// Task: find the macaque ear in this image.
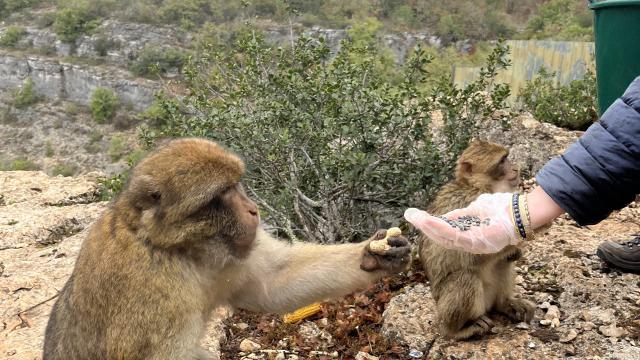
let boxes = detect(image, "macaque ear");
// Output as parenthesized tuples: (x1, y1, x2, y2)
(127, 174, 161, 210)
(459, 161, 473, 175)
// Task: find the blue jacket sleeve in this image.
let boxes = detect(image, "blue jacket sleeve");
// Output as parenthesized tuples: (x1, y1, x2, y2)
(536, 76, 640, 225)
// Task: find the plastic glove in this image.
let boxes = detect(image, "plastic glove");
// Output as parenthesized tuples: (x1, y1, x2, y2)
(404, 192, 520, 254)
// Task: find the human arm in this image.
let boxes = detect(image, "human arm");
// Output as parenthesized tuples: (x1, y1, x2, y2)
(228, 228, 411, 314)
(405, 75, 640, 254)
(404, 186, 564, 254)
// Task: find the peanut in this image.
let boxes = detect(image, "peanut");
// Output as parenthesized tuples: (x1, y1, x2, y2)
(369, 227, 402, 254)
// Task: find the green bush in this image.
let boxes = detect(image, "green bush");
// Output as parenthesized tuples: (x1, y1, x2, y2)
(52, 163, 78, 177)
(0, 0, 41, 16)
(98, 147, 145, 200)
(45, 140, 55, 157)
(517, 68, 597, 130)
(84, 130, 103, 153)
(108, 135, 126, 162)
(139, 30, 511, 243)
(93, 34, 119, 57)
(53, 6, 98, 43)
(136, 103, 171, 128)
(12, 78, 41, 109)
(9, 158, 40, 171)
(0, 26, 27, 48)
(521, 0, 593, 41)
(129, 46, 188, 77)
(90, 87, 119, 124)
(36, 11, 56, 28)
(98, 173, 126, 200)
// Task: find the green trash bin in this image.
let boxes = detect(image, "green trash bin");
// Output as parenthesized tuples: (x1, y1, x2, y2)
(589, 0, 640, 115)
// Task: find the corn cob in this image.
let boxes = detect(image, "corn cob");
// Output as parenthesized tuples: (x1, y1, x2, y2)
(369, 227, 402, 254)
(283, 302, 322, 324)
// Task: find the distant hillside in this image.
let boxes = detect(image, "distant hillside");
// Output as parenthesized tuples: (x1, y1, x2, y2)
(1, 1, 593, 44)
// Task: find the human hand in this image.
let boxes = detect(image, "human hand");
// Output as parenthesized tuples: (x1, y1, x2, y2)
(404, 193, 520, 254)
(361, 229, 411, 272)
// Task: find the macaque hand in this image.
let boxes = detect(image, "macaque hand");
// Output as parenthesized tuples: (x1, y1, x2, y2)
(360, 228, 411, 273)
(404, 193, 520, 254)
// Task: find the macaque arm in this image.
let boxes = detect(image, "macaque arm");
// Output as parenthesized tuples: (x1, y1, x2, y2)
(227, 229, 382, 314)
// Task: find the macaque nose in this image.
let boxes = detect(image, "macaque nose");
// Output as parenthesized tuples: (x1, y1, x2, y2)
(247, 202, 259, 217)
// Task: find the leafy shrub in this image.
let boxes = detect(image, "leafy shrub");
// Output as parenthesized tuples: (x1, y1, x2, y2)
(84, 130, 103, 153)
(0, 0, 41, 16)
(93, 34, 119, 57)
(129, 46, 187, 77)
(0, 26, 27, 48)
(36, 11, 56, 28)
(9, 158, 40, 171)
(136, 103, 171, 128)
(139, 30, 511, 243)
(45, 140, 54, 157)
(52, 163, 78, 177)
(12, 78, 41, 109)
(157, 0, 211, 29)
(53, 6, 98, 43)
(517, 68, 597, 130)
(90, 87, 119, 124)
(108, 135, 126, 161)
(521, 0, 593, 41)
(97, 148, 145, 200)
(98, 173, 126, 200)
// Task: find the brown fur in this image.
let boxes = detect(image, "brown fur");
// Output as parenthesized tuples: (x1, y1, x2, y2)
(419, 140, 535, 340)
(43, 138, 410, 360)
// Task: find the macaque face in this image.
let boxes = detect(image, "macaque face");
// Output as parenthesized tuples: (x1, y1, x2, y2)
(218, 183, 260, 257)
(492, 155, 520, 193)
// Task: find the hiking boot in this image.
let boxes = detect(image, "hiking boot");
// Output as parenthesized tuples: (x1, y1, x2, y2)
(596, 235, 640, 273)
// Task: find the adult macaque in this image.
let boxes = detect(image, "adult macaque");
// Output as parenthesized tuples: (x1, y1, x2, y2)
(43, 138, 411, 359)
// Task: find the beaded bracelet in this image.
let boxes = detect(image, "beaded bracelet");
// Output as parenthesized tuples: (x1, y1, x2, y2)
(511, 193, 527, 240)
(510, 194, 535, 241)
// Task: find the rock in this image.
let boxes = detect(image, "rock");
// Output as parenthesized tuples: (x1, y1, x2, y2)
(298, 321, 333, 345)
(0, 52, 158, 111)
(309, 351, 338, 357)
(545, 305, 560, 320)
(594, 308, 616, 325)
(381, 284, 437, 352)
(539, 301, 551, 310)
(559, 329, 578, 343)
(565, 345, 576, 356)
(409, 349, 424, 358)
(540, 319, 553, 326)
(582, 322, 596, 331)
(235, 322, 250, 331)
(355, 352, 379, 360)
(476, 112, 581, 177)
(516, 322, 531, 330)
(274, 353, 286, 360)
(599, 324, 628, 338)
(528, 341, 537, 349)
(317, 317, 329, 327)
(581, 309, 592, 322)
(239, 339, 262, 352)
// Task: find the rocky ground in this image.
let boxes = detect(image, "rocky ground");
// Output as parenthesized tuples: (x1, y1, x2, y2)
(1, 168, 639, 360)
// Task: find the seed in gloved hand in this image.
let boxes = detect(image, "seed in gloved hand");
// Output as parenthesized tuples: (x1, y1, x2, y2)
(439, 216, 491, 231)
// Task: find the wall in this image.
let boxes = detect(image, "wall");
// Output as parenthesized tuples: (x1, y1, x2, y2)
(453, 40, 595, 101)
